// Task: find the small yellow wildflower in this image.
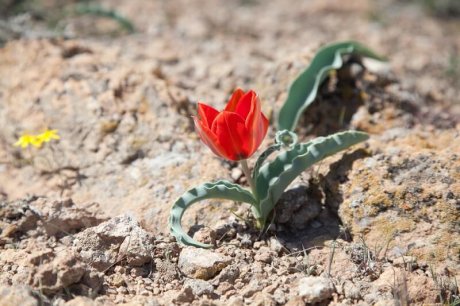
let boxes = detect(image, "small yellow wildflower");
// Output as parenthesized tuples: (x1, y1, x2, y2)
(14, 134, 43, 148)
(37, 129, 60, 143)
(14, 129, 60, 149)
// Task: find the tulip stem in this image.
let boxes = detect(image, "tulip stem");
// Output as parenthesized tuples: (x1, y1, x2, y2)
(240, 159, 256, 195)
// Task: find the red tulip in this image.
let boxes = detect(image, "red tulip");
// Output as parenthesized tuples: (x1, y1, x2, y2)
(194, 89, 269, 161)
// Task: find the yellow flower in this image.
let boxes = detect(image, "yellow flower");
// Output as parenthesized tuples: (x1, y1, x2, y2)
(37, 129, 60, 143)
(13, 129, 60, 149)
(14, 134, 43, 148)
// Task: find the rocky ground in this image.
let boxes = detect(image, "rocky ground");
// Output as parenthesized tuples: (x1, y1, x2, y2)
(0, 0, 459, 305)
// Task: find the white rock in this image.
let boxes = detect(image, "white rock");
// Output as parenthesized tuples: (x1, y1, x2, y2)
(184, 279, 214, 297)
(297, 276, 335, 303)
(179, 247, 232, 280)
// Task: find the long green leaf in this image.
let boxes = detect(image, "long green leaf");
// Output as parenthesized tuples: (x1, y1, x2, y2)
(169, 180, 257, 248)
(251, 143, 282, 185)
(74, 4, 135, 33)
(278, 41, 386, 131)
(255, 131, 369, 225)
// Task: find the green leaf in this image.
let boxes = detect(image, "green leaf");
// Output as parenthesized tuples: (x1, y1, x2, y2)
(251, 143, 282, 185)
(169, 180, 257, 248)
(74, 4, 135, 33)
(278, 41, 386, 131)
(255, 130, 369, 226)
(251, 130, 299, 193)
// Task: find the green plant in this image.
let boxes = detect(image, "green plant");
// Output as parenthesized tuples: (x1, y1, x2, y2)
(277, 41, 386, 131)
(170, 129, 368, 248)
(169, 41, 382, 248)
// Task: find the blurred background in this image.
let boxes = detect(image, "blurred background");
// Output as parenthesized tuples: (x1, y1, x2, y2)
(1, 0, 459, 97)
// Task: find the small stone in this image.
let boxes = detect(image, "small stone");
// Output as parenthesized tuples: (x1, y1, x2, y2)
(178, 247, 231, 280)
(269, 237, 284, 254)
(184, 279, 214, 297)
(111, 274, 126, 287)
(216, 282, 233, 295)
(254, 247, 273, 263)
(213, 265, 239, 284)
(193, 227, 217, 245)
(253, 241, 266, 249)
(297, 276, 335, 304)
(237, 233, 253, 247)
(241, 279, 262, 298)
(214, 222, 237, 240)
(173, 287, 194, 303)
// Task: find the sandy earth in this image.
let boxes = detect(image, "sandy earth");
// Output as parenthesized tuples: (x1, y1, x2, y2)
(0, 0, 459, 305)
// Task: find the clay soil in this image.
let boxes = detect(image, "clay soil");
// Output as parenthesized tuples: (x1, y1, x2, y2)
(0, 0, 459, 305)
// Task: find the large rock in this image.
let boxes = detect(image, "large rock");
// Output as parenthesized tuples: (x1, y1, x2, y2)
(29, 249, 87, 294)
(72, 214, 155, 271)
(334, 129, 459, 268)
(0, 197, 106, 239)
(178, 247, 231, 280)
(31, 198, 107, 237)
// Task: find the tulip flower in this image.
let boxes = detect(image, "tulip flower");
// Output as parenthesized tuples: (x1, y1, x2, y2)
(194, 89, 269, 162)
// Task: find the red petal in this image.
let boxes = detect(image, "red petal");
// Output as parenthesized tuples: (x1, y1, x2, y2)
(251, 112, 269, 154)
(194, 117, 227, 159)
(224, 88, 245, 112)
(211, 111, 249, 161)
(235, 90, 256, 120)
(198, 103, 220, 128)
(240, 91, 268, 155)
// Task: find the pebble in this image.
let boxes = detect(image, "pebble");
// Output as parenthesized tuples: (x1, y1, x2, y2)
(178, 247, 232, 280)
(111, 274, 126, 287)
(297, 276, 335, 303)
(254, 247, 272, 263)
(184, 279, 214, 297)
(269, 237, 284, 254)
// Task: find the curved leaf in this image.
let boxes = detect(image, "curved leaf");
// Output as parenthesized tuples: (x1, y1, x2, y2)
(278, 41, 386, 131)
(251, 143, 282, 185)
(169, 180, 257, 248)
(252, 130, 299, 187)
(74, 4, 135, 33)
(255, 130, 369, 225)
